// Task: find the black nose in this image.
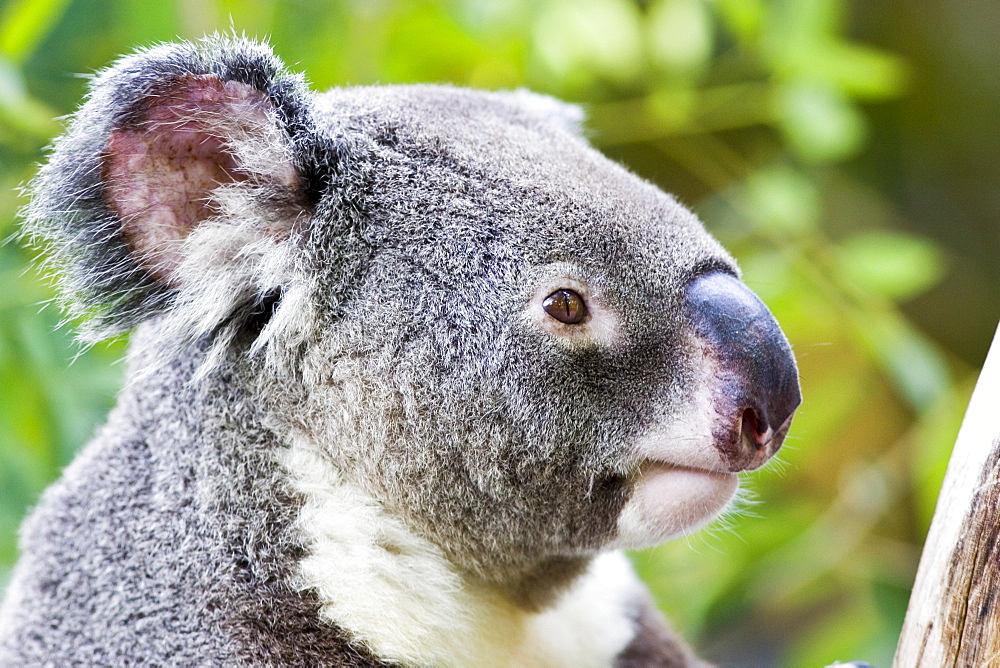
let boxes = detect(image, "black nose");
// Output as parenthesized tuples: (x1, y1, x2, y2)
(685, 272, 801, 471)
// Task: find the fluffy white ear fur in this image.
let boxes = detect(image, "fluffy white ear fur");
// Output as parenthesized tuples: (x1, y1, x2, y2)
(281, 434, 643, 668)
(123, 218, 316, 384)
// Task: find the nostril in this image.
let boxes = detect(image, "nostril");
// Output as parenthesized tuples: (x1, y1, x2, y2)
(740, 407, 770, 449)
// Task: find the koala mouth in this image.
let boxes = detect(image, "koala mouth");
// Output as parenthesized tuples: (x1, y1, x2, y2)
(636, 460, 739, 503)
(641, 460, 733, 477)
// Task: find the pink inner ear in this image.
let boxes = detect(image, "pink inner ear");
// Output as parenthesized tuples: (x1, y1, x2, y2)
(103, 76, 271, 282)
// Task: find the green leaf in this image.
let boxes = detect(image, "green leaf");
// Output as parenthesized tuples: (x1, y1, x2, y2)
(786, 592, 896, 668)
(775, 83, 867, 162)
(742, 165, 820, 236)
(647, 0, 714, 75)
(0, 56, 59, 140)
(765, 0, 842, 57)
(860, 313, 951, 411)
(836, 230, 946, 302)
(819, 43, 909, 100)
(0, 0, 72, 63)
(715, 0, 765, 42)
(532, 0, 643, 87)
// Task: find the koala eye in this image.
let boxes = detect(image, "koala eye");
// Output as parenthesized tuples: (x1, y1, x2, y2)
(542, 289, 588, 324)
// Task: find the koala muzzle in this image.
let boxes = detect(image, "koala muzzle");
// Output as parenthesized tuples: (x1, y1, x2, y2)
(685, 272, 801, 472)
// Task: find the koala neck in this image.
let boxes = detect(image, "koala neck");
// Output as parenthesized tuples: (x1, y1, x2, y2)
(500, 554, 592, 612)
(281, 432, 643, 668)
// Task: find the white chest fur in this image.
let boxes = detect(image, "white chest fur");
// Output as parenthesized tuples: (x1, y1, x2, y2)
(281, 436, 642, 667)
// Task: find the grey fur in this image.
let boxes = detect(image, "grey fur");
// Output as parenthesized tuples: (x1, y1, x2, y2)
(1, 35, 786, 666)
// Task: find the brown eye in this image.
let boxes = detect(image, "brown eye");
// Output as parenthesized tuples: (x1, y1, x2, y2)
(542, 289, 588, 324)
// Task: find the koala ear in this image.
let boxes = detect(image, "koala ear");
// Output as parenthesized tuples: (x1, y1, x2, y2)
(24, 36, 323, 340)
(103, 73, 304, 281)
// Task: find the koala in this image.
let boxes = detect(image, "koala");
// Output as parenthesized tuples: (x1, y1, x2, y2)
(0, 36, 800, 667)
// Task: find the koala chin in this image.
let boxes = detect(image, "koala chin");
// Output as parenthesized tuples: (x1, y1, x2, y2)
(0, 36, 800, 667)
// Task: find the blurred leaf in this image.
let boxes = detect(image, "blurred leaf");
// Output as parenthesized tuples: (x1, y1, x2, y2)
(0, 56, 59, 141)
(715, 0, 765, 42)
(647, 0, 714, 75)
(645, 87, 697, 128)
(532, 0, 643, 89)
(742, 165, 821, 236)
(835, 230, 946, 302)
(818, 43, 909, 100)
(860, 313, 951, 411)
(785, 593, 894, 668)
(0, 0, 72, 63)
(776, 83, 867, 162)
(769, 0, 841, 43)
(377, 3, 524, 87)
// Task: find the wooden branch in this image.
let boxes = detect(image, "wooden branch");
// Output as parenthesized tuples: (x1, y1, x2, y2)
(895, 323, 1000, 667)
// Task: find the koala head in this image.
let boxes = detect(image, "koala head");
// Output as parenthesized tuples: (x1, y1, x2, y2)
(26, 37, 799, 595)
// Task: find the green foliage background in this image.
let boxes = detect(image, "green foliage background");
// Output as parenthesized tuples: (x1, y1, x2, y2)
(1, 1, 997, 665)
